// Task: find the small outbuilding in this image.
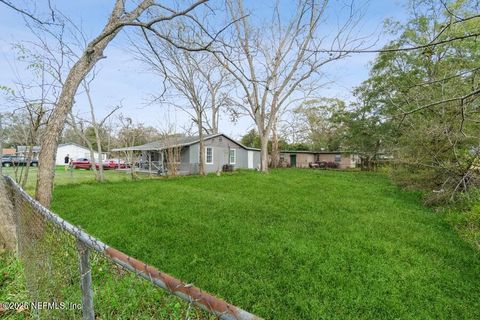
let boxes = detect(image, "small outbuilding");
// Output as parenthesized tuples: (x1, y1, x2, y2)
(55, 143, 107, 166)
(279, 150, 358, 169)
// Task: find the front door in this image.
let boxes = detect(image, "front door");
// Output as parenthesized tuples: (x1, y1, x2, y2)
(290, 154, 297, 168)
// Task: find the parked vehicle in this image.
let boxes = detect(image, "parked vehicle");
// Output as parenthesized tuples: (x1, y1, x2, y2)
(1, 155, 38, 167)
(71, 158, 124, 170)
(308, 161, 338, 169)
(103, 159, 128, 169)
(71, 158, 92, 169)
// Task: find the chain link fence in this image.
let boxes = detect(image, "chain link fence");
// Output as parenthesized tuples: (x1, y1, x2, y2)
(2, 176, 260, 320)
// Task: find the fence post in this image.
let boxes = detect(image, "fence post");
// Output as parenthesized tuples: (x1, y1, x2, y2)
(77, 240, 95, 320)
(0, 176, 17, 251)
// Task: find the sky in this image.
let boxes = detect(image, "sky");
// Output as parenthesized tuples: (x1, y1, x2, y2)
(0, 0, 408, 140)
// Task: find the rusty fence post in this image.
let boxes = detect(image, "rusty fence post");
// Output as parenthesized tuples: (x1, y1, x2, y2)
(0, 176, 17, 251)
(77, 240, 95, 320)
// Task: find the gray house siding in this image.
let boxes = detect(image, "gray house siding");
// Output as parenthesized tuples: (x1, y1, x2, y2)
(179, 147, 190, 172)
(118, 133, 261, 175)
(252, 150, 260, 169)
(187, 135, 259, 173)
(189, 143, 199, 164)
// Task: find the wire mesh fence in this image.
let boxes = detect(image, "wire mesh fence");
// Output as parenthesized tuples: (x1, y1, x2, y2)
(2, 176, 260, 320)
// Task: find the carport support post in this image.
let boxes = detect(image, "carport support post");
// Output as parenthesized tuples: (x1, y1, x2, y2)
(160, 150, 164, 174)
(148, 152, 152, 174)
(77, 240, 95, 320)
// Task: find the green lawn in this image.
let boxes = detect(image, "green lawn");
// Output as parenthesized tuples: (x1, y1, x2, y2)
(0, 252, 29, 319)
(51, 169, 480, 319)
(1, 166, 143, 194)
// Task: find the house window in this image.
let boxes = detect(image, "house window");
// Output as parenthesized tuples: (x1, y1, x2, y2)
(229, 149, 236, 164)
(335, 154, 341, 163)
(205, 147, 213, 164)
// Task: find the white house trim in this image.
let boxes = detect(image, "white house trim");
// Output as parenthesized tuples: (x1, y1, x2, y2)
(247, 151, 254, 169)
(229, 148, 236, 165)
(205, 146, 213, 164)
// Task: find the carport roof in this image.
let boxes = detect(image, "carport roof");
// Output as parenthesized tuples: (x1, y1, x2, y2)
(280, 150, 355, 154)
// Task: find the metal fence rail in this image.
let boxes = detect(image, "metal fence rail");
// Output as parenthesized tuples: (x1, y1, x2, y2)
(4, 176, 261, 320)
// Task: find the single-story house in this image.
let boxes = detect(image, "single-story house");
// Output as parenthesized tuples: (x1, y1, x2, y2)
(112, 133, 261, 174)
(17, 143, 107, 165)
(16, 146, 41, 158)
(279, 150, 358, 169)
(55, 143, 107, 165)
(1, 148, 16, 156)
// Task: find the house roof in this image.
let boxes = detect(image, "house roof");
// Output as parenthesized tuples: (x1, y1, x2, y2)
(16, 146, 41, 153)
(2, 148, 16, 155)
(16, 143, 107, 154)
(58, 142, 108, 155)
(112, 133, 260, 152)
(59, 142, 92, 150)
(280, 150, 355, 155)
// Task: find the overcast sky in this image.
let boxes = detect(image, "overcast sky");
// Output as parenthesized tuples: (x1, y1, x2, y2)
(0, 0, 408, 140)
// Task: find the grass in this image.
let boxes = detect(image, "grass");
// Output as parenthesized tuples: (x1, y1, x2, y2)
(1, 167, 211, 319)
(48, 169, 480, 319)
(444, 205, 480, 251)
(0, 251, 30, 319)
(0, 235, 209, 320)
(1, 166, 145, 195)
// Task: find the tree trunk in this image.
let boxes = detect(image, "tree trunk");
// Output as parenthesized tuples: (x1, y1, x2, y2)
(211, 94, 219, 134)
(271, 121, 279, 168)
(94, 127, 104, 182)
(21, 145, 34, 188)
(0, 176, 16, 251)
(34, 1, 146, 207)
(35, 51, 115, 206)
(128, 151, 138, 180)
(0, 114, 3, 176)
(87, 81, 106, 182)
(88, 148, 98, 178)
(198, 116, 205, 175)
(259, 134, 269, 173)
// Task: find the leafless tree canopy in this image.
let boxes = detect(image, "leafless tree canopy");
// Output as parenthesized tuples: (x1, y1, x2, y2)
(0, 0, 218, 206)
(211, 0, 366, 171)
(132, 20, 233, 175)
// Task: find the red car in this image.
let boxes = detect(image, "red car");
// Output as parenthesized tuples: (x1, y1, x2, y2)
(71, 158, 128, 170)
(102, 159, 128, 169)
(71, 158, 93, 169)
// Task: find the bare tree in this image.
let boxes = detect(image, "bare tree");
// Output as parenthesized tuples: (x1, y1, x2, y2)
(68, 78, 120, 182)
(197, 58, 231, 134)
(67, 112, 100, 177)
(1, 46, 58, 187)
(159, 127, 182, 177)
(270, 114, 281, 168)
(1, 0, 211, 207)
(116, 115, 147, 180)
(213, 0, 364, 172)
(133, 32, 231, 175)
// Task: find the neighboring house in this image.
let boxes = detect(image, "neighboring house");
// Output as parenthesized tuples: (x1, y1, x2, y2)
(17, 143, 107, 165)
(112, 133, 261, 174)
(55, 143, 107, 166)
(1, 148, 16, 156)
(16, 146, 41, 159)
(279, 150, 358, 169)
